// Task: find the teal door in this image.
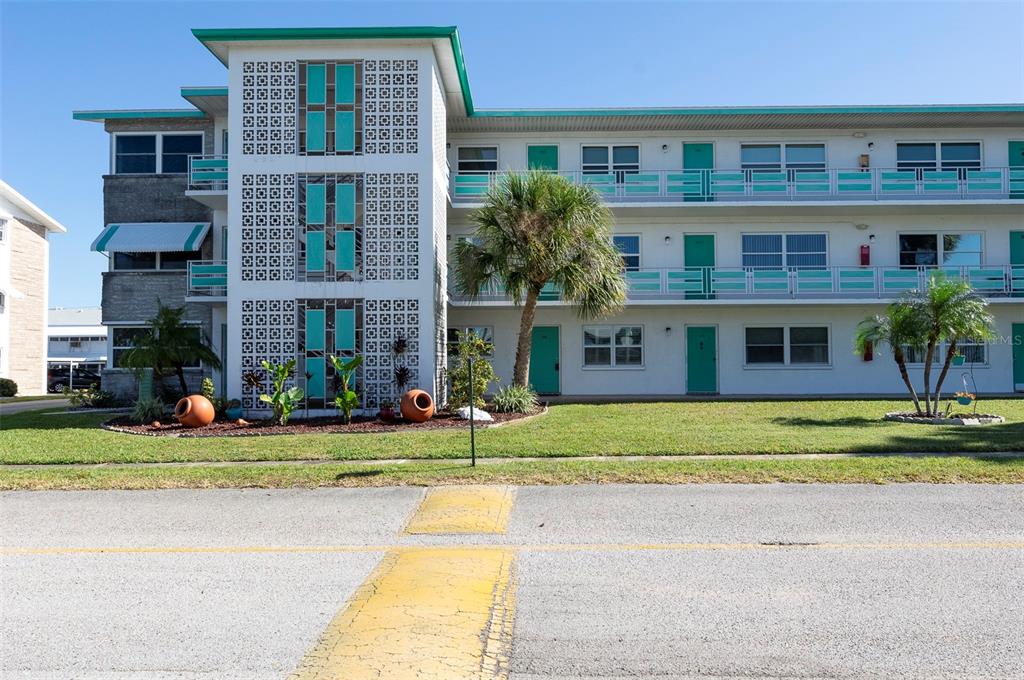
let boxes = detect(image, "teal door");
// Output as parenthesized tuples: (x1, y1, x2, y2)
(684, 234, 715, 300)
(683, 143, 714, 202)
(529, 326, 560, 394)
(1009, 141, 1024, 199)
(1014, 324, 1024, 392)
(527, 145, 558, 171)
(686, 326, 717, 394)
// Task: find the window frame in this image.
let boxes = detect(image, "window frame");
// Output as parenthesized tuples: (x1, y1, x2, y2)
(895, 141, 983, 175)
(740, 232, 829, 270)
(743, 324, 832, 369)
(897, 231, 984, 268)
(110, 131, 205, 175)
(446, 326, 495, 357)
(109, 324, 203, 369)
(0, 217, 7, 242)
(580, 144, 641, 181)
(613, 234, 642, 271)
(904, 339, 989, 367)
(739, 142, 828, 174)
(110, 251, 202, 272)
(582, 324, 645, 370)
(456, 146, 499, 175)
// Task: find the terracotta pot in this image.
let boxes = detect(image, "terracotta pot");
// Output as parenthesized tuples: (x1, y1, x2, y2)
(174, 394, 216, 428)
(400, 389, 434, 423)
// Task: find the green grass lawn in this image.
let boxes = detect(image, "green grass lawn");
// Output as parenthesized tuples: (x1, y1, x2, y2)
(2, 399, 1023, 466)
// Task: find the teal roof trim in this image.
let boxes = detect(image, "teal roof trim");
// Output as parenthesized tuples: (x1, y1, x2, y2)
(73, 109, 206, 122)
(180, 86, 228, 98)
(471, 104, 1024, 118)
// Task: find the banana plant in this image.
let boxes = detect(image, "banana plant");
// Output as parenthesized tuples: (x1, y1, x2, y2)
(329, 354, 363, 424)
(258, 359, 304, 425)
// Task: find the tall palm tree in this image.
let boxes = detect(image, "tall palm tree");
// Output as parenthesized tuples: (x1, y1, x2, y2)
(907, 276, 995, 415)
(122, 304, 222, 397)
(453, 171, 626, 387)
(855, 303, 926, 415)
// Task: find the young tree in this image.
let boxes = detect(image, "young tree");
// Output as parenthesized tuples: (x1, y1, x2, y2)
(855, 304, 926, 414)
(122, 304, 222, 396)
(453, 171, 626, 387)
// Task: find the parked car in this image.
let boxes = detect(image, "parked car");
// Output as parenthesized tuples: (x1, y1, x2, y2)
(47, 366, 102, 393)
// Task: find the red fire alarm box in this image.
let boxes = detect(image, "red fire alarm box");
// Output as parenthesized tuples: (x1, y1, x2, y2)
(860, 244, 870, 266)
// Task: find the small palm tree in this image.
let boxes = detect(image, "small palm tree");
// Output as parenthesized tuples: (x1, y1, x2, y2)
(122, 304, 222, 397)
(855, 304, 926, 414)
(453, 171, 626, 387)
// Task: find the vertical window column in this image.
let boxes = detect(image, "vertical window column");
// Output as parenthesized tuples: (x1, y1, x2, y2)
(299, 61, 362, 155)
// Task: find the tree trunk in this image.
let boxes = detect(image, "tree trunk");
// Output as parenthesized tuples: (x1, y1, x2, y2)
(893, 349, 923, 415)
(512, 286, 542, 387)
(922, 338, 937, 415)
(931, 341, 958, 415)
(175, 365, 189, 397)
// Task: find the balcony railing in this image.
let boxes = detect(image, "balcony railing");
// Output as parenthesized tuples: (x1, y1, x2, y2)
(451, 168, 1024, 204)
(450, 265, 1024, 303)
(187, 260, 227, 298)
(187, 155, 228, 191)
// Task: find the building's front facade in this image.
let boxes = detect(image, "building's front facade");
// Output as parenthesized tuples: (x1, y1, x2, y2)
(0, 181, 66, 395)
(75, 27, 1024, 411)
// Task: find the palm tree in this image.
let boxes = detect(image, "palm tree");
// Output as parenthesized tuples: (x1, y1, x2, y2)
(907, 276, 995, 415)
(453, 171, 626, 387)
(855, 304, 926, 414)
(122, 304, 222, 397)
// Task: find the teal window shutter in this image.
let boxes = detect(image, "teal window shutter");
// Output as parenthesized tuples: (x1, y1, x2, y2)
(306, 357, 325, 399)
(306, 183, 326, 225)
(335, 309, 356, 351)
(336, 183, 356, 224)
(305, 309, 325, 351)
(336, 64, 355, 105)
(306, 231, 325, 272)
(306, 63, 326, 105)
(336, 231, 356, 272)
(335, 111, 355, 153)
(306, 111, 326, 152)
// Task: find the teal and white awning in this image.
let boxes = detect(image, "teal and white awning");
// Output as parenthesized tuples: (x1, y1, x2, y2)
(91, 222, 210, 253)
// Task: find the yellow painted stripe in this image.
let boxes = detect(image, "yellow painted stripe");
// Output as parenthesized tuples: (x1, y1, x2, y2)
(289, 547, 516, 680)
(403, 485, 515, 535)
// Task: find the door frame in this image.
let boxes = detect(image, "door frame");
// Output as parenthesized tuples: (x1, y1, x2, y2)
(530, 324, 561, 395)
(684, 232, 717, 300)
(684, 323, 719, 395)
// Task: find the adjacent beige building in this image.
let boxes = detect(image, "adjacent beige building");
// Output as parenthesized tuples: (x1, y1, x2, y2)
(0, 181, 66, 395)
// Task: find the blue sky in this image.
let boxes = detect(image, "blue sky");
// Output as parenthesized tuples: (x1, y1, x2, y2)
(2, 0, 1022, 308)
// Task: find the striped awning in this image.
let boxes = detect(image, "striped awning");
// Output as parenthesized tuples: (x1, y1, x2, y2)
(91, 222, 210, 253)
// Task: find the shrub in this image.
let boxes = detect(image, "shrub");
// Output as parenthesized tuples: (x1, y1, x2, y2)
(200, 377, 216, 401)
(492, 384, 539, 413)
(63, 384, 116, 408)
(258, 359, 304, 425)
(448, 331, 497, 409)
(0, 378, 16, 397)
(132, 397, 167, 424)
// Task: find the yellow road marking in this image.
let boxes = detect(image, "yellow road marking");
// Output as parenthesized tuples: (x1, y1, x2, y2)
(289, 547, 516, 680)
(4, 541, 1024, 556)
(403, 485, 515, 535)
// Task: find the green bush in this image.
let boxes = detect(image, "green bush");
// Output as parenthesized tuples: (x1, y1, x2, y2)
(448, 331, 497, 409)
(63, 385, 117, 408)
(492, 384, 539, 413)
(0, 378, 16, 397)
(131, 397, 167, 424)
(200, 377, 216, 401)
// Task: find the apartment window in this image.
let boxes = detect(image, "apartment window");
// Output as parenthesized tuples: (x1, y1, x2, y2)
(112, 326, 202, 368)
(112, 251, 201, 271)
(897, 142, 981, 176)
(161, 134, 203, 174)
(905, 339, 987, 365)
(298, 61, 363, 155)
(898, 233, 982, 267)
(742, 233, 827, 269)
(0, 217, 7, 241)
(158, 251, 202, 270)
(113, 252, 157, 270)
(583, 325, 643, 368)
(613, 235, 641, 271)
(0, 290, 5, 313)
(582, 145, 640, 181)
(115, 135, 157, 173)
(746, 326, 830, 366)
(457, 147, 498, 174)
(447, 326, 494, 356)
(741, 143, 826, 174)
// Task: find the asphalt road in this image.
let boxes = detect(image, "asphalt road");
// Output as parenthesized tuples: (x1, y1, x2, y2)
(2, 484, 1023, 679)
(0, 399, 68, 416)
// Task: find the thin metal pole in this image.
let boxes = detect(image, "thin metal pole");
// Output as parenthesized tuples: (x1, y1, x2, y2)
(468, 357, 476, 467)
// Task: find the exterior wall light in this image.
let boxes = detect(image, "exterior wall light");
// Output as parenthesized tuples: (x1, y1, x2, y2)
(664, 235, 671, 244)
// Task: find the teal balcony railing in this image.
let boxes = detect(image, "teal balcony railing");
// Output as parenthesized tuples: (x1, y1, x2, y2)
(187, 260, 227, 298)
(451, 167, 1024, 204)
(187, 155, 228, 191)
(449, 265, 1024, 303)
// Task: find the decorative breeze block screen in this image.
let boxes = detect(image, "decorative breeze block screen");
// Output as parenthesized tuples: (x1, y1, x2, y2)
(240, 299, 296, 410)
(363, 59, 419, 155)
(240, 173, 297, 281)
(363, 172, 419, 281)
(363, 298, 420, 409)
(241, 61, 297, 155)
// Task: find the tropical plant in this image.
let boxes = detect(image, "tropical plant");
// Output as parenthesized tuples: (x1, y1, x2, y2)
(329, 354, 363, 424)
(63, 384, 117, 408)
(258, 359, 304, 425)
(200, 377, 216, 401)
(492, 384, 539, 414)
(453, 170, 626, 387)
(241, 370, 264, 391)
(131, 396, 167, 424)
(448, 330, 497, 409)
(855, 303, 927, 414)
(0, 378, 16, 397)
(121, 304, 221, 396)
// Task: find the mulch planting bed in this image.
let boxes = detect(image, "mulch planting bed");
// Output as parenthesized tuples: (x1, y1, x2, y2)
(103, 407, 543, 438)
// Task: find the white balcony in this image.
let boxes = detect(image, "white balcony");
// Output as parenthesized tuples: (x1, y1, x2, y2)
(186, 260, 227, 301)
(184, 155, 228, 209)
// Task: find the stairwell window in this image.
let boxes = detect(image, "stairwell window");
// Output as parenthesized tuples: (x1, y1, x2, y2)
(582, 145, 639, 182)
(742, 233, 827, 269)
(746, 326, 830, 366)
(583, 325, 643, 368)
(457, 147, 498, 175)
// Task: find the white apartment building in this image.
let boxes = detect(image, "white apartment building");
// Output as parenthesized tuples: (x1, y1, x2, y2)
(74, 27, 1024, 410)
(47, 307, 107, 373)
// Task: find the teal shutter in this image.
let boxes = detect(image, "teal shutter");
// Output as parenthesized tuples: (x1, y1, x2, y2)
(306, 231, 325, 272)
(306, 357, 325, 399)
(306, 111, 325, 152)
(305, 309, 325, 351)
(335, 111, 355, 153)
(336, 64, 355, 105)
(336, 231, 355, 272)
(336, 183, 355, 224)
(335, 309, 356, 351)
(306, 183, 326, 225)
(306, 63, 326, 105)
